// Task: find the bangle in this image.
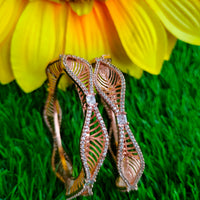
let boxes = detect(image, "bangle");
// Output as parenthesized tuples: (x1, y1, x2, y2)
(44, 55, 109, 199)
(92, 56, 145, 192)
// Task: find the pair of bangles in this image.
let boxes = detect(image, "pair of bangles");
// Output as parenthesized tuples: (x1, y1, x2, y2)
(43, 55, 145, 200)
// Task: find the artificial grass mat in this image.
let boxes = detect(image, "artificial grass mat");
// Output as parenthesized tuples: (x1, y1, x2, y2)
(0, 41, 200, 200)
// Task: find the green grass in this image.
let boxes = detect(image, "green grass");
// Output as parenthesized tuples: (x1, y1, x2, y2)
(0, 41, 200, 200)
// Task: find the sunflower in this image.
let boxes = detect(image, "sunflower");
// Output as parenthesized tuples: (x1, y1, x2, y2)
(0, 0, 200, 92)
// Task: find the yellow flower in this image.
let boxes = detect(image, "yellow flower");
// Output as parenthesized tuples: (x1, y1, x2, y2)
(0, 0, 200, 92)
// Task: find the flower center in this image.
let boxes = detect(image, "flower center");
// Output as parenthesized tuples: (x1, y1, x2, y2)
(49, 0, 92, 2)
(67, 0, 91, 2)
(46, 0, 95, 16)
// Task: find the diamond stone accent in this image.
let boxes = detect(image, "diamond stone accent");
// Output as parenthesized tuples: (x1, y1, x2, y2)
(85, 180, 94, 186)
(117, 114, 127, 125)
(86, 94, 96, 105)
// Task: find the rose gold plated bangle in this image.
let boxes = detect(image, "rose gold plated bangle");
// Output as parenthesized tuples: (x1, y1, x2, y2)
(92, 56, 145, 192)
(43, 55, 109, 200)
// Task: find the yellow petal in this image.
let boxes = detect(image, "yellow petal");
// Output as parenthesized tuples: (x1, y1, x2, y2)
(65, 2, 109, 61)
(94, 2, 143, 78)
(0, 0, 27, 46)
(146, 0, 200, 45)
(11, 1, 68, 93)
(69, 0, 94, 16)
(58, 75, 73, 91)
(106, 0, 167, 75)
(65, 1, 143, 78)
(165, 30, 177, 60)
(0, 38, 14, 84)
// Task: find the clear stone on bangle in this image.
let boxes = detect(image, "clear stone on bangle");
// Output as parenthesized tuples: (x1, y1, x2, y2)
(117, 114, 127, 125)
(86, 94, 96, 105)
